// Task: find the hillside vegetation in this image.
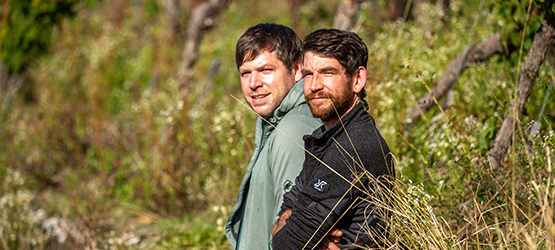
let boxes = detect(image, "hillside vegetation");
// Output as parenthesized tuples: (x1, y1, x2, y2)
(1, 0, 554, 249)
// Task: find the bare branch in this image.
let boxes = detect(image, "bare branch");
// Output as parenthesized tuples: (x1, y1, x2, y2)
(404, 33, 505, 125)
(176, 0, 231, 97)
(487, 20, 555, 169)
(333, 0, 364, 31)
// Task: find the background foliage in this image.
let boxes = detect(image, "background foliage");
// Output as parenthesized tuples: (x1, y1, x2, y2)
(1, 0, 554, 249)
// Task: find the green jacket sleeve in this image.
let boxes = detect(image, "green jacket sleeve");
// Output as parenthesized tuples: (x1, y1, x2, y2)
(268, 112, 319, 221)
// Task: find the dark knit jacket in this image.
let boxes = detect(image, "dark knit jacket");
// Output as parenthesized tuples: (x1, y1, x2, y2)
(272, 100, 394, 250)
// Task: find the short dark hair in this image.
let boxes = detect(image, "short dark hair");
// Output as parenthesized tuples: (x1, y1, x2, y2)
(302, 29, 368, 99)
(236, 23, 302, 71)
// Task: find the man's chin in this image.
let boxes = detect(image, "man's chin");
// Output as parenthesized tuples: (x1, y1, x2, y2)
(309, 104, 328, 117)
(253, 107, 274, 118)
(309, 109, 328, 119)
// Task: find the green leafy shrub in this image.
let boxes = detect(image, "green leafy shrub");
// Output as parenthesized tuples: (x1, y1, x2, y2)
(0, 0, 79, 73)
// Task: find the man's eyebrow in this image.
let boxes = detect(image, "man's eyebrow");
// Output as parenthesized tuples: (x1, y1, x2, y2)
(256, 63, 273, 69)
(240, 63, 274, 73)
(301, 69, 313, 75)
(318, 66, 340, 74)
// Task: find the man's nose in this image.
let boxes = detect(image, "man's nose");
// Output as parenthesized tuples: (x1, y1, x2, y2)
(249, 71, 263, 89)
(309, 74, 323, 92)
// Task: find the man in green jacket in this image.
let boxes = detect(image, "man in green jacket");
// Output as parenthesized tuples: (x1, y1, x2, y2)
(225, 23, 322, 249)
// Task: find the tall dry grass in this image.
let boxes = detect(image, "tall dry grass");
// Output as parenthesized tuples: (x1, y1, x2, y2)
(350, 138, 554, 250)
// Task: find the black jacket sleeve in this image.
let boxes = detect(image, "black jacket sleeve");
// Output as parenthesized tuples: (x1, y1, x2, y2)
(279, 173, 303, 216)
(273, 154, 364, 250)
(273, 194, 356, 249)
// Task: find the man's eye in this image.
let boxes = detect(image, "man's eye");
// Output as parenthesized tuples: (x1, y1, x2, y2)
(241, 72, 250, 77)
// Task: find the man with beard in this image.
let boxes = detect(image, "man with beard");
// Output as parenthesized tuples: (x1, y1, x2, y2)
(272, 29, 395, 249)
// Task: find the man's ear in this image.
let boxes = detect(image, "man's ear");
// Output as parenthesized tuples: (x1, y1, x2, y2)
(352, 66, 367, 94)
(292, 58, 303, 82)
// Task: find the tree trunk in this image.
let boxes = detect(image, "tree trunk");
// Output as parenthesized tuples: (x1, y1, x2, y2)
(0, 59, 8, 94)
(163, 0, 181, 41)
(404, 33, 505, 125)
(288, 0, 306, 29)
(107, 0, 128, 28)
(487, 19, 555, 169)
(168, 0, 230, 190)
(176, 0, 231, 98)
(333, 0, 364, 31)
(439, 0, 449, 23)
(388, 0, 406, 21)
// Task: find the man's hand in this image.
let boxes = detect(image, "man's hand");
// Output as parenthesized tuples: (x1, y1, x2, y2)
(272, 209, 292, 236)
(318, 229, 343, 250)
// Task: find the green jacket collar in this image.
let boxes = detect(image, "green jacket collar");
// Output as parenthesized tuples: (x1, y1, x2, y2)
(263, 79, 306, 126)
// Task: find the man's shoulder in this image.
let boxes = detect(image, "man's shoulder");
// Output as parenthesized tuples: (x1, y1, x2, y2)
(338, 114, 388, 151)
(279, 103, 320, 129)
(346, 111, 378, 136)
(268, 104, 320, 145)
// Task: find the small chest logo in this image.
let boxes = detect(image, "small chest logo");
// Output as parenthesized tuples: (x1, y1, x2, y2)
(313, 178, 329, 192)
(284, 180, 294, 192)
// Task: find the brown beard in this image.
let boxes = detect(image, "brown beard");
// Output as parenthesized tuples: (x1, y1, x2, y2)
(306, 84, 355, 122)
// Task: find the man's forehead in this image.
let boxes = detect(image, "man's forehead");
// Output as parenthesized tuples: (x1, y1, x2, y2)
(303, 53, 343, 70)
(239, 50, 282, 69)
